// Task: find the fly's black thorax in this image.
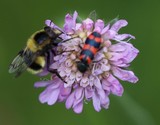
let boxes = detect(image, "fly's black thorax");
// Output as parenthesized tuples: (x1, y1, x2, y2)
(34, 31, 49, 45)
(33, 31, 51, 55)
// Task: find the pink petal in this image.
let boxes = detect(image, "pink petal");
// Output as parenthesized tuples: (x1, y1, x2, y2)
(85, 87, 93, 99)
(105, 30, 117, 39)
(108, 74, 124, 96)
(114, 34, 135, 41)
(65, 92, 75, 109)
(73, 88, 84, 108)
(48, 81, 60, 89)
(34, 81, 52, 88)
(45, 20, 63, 32)
(58, 95, 67, 102)
(109, 42, 139, 64)
(111, 20, 128, 32)
(97, 88, 106, 100)
(101, 80, 110, 92)
(93, 76, 102, 89)
(39, 90, 50, 103)
(76, 71, 82, 82)
(122, 43, 139, 63)
(94, 19, 104, 33)
(111, 82, 124, 96)
(73, 102, 83, 114)
(63, 12, 77, 34)
(73, 11, 78, 22)
(94, 52, 105, 61)
(58, 86, 71, 102)
(50, 62, 59, 69)
(47, 89, 60, 105)
(109, 52, 122, 61)
(101, 64, 110, 71)
(109, 44, 126, 52)
(92, 92, 101, 112)
(102, 74, 124, 96)
(60, 86, 71, 96)
(75, 87, 83, 100)
(75, 23, 83, 32)
(101, 24, 110, 34)
(45, 20, 55, 28)
(112, 67, 138, 83)
(101, 96, 110, 109)
(111, 61, 130, 67)
(82, 18, 94, 31)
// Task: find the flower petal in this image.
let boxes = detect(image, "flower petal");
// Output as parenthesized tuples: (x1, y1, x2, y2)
(106, 74, 124, 96)
(73, 102, 83, 114)
(110, 20, 128, 32)
(101, 24, 110, 34)
(101, 96, 110, 109)
(109, 42, 139, 65)
(114, 34, 135, 41)
(63, 11, 77, 34)
(65, 91, 75, 109)
(83, 18, 94, 31)
(34, 81, 52, 88)
(92, 91, 101, 112)
(85, 87, 93, 100)
(94, 19, 104, 33)
(97, 88, 106, 100)
(45, 20, 55, 28)
(75, 23, 83, 32)
(104, 30, 117, 40)
(73, 90, 84, 108)
(73, 11, 78, 23)
(112, 67, 138, 83)
(93, 76, 102, 89)
(47, 89, 60, 105)
(39, 90, 50, 103)
(45, 20, 63, 32)
(109, 44, 126, 52)
(76, 71, 83, 82)
(75, 87, 83, 100)
(60, 86, 71, 96)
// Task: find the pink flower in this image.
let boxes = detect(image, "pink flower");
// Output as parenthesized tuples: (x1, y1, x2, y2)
(35, 11, 139, 113)
(35, 75, 71, 105)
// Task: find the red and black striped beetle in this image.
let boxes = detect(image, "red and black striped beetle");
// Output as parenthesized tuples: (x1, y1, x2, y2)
(77, 32, 102, 73)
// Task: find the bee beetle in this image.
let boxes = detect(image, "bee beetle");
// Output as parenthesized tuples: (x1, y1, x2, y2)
(77, 32, 102, 73)
(9, 20, 69, 81)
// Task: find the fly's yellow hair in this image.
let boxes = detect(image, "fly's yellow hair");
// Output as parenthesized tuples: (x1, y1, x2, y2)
(27, 38, 38, 52)
(27, 56, 45, 74)
(26, 30, 51, 52)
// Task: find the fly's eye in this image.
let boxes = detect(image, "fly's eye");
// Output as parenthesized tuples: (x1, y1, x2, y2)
(34, 32, 49, 44)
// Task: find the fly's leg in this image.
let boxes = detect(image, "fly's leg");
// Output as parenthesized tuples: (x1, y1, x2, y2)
(46, 51, 66, 83)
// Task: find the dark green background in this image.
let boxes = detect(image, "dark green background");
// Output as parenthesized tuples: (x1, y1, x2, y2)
(0, 0, 159, 125)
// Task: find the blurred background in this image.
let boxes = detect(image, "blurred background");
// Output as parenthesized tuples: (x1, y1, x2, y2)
(0, 0, 159, 125)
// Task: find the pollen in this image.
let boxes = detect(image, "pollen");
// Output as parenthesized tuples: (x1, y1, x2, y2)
(79, 32, 87, 39)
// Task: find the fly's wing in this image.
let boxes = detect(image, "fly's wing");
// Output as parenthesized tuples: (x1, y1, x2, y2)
(9, 49, 36, 77)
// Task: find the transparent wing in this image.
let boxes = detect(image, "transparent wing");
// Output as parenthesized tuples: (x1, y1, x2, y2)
(9, 49, 35, 77)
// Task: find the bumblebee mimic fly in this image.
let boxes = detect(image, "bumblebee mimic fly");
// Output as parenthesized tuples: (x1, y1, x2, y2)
(9, 21, 69, 80)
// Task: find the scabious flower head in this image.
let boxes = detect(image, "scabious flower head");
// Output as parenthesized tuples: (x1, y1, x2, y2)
(35, 11, 139, 113)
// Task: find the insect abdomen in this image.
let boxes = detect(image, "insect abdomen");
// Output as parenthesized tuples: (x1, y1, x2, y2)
(79, 32, 102, 65)
(27, 56, 45, 74)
